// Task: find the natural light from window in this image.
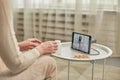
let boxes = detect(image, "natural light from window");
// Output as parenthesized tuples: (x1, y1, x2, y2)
(17, 0, 118, 11)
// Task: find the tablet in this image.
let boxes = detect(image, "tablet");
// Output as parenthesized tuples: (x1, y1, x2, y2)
(71, 32, 92, 54)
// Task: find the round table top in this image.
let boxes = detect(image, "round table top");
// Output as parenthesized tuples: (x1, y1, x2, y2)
(52, 42, 112, 61)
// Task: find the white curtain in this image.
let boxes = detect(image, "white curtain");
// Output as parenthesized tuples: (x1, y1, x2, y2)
(117, 0, 120, 57)
(12, 0, 119, 57)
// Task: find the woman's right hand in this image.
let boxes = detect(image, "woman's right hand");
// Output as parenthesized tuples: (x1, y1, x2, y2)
(36, 41, 58, 55)
(18, 38, 42, 51)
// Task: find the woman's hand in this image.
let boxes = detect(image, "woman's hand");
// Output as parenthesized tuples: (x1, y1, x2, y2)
(36, 41, 58, 55)
(18, 38, 42, 51)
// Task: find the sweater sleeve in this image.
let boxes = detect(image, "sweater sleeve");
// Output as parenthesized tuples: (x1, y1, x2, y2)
(0, 0, 40, 74)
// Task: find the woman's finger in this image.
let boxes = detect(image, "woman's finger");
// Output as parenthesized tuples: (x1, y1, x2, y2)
(32, 39, 42, 43)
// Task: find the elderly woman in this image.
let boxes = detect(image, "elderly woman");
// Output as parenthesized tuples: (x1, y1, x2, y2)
(0, 0, 57, 80)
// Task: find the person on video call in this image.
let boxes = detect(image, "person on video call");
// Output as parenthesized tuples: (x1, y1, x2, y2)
(78, 35, 83, 50)
(0, 0, 57, 80)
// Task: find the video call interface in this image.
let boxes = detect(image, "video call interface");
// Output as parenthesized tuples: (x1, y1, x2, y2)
(72, 33, 91, 53)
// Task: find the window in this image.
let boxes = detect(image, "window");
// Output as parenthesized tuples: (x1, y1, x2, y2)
(17, 0, 118, 11)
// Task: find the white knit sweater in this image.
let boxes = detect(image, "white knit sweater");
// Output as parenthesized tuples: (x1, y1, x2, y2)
(0, 0, 40, 74)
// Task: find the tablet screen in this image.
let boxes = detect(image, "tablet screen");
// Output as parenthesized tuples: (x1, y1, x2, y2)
(71, 32, 91, 54)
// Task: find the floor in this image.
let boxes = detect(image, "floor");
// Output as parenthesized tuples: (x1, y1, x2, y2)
(53, 57, 120, 80)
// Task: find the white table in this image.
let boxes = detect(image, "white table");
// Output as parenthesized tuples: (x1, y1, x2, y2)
(52, 42, 112, 80)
